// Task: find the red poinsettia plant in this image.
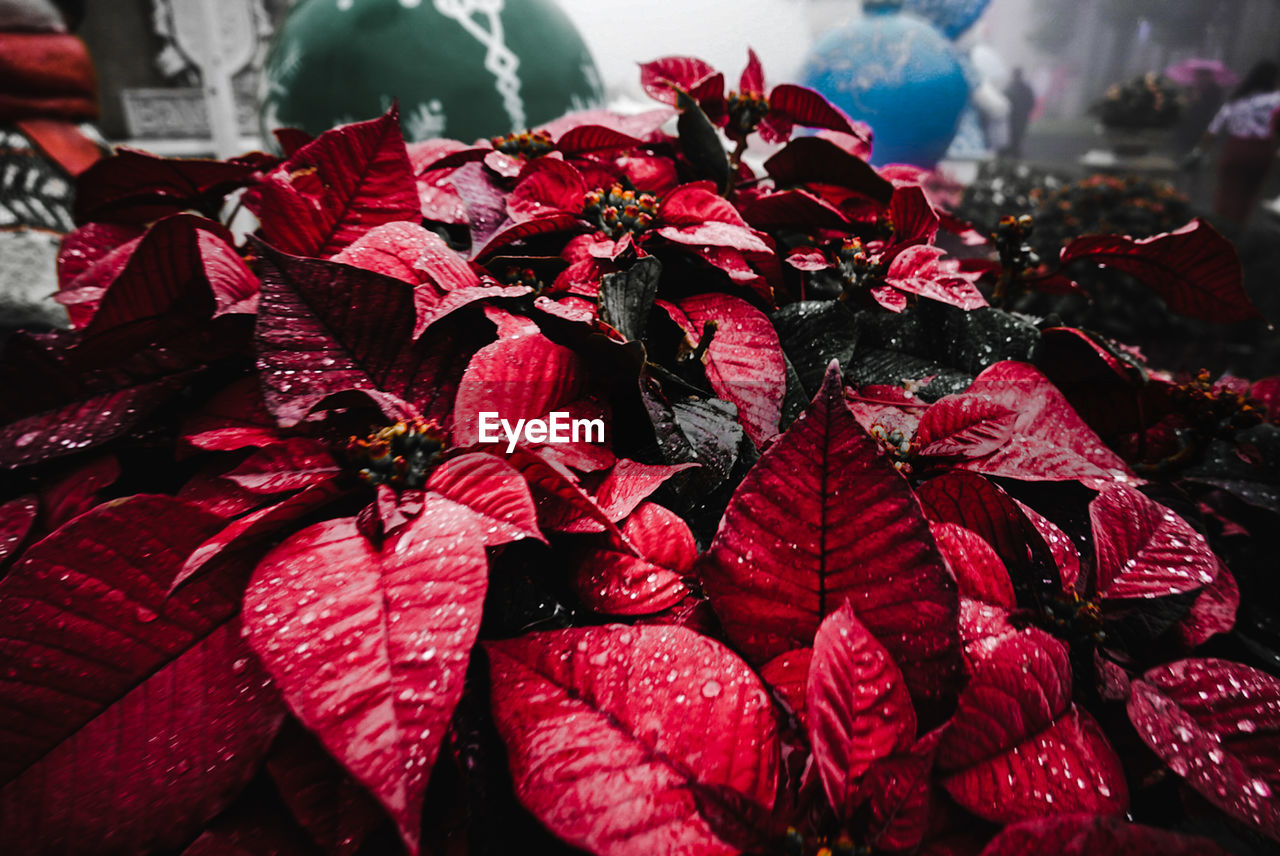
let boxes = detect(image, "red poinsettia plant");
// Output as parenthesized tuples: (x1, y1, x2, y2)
(2, 51, 1279, 856)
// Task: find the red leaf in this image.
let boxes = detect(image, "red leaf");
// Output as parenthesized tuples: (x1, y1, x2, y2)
(248, 108, 419, 258)
(243, 499, 514, 855)
(917, 393, 1017, 458)
(930, 522, 1015, 609)
(807, 602, 916, 818)
(507, 157, 588, 221)
(82, 215, 241, 338)
(1089, 484, 1217, 599)
(740, 189, 851, 230)
(739, 49, 766, 95)
(0, 495, 37, 569)
(916, 472, 1041, 573)
(577, 460, 695, 526)
(182, 378, 280, 452)
(1015, 499, 1082, 593)
(759, 649, 812, 723)
(451, 332, 586, 447)
(56, 222, 143, 328)
(884, 245, 986, 310)
(475, 213, 584, 260)
(979, 813, 1231, 856)
(0, 496, 284, 853)
(485, 624, 779, 856)
(888, 185, 941, 248)
(768, 83, 861, 137)
(956, 362, 1136, 487)
(861, 729, 944, 852)
(938, 626, 1127, 823)
(1174, 561, 1239, 648)
(330, 220, 479, 291)
(1127, 658, 1280, 840)
(660, 294, 786, 448)
(425, 452, 543, 545)
(573, 502, 694, 616)
(555, 124, 644, 155)
(224, 437, 340, 494)
(698, 362, 960, 701)
(1060, 219, 1260, 323)
(73, 147, 260, 224)
(640, 56, 724, 106)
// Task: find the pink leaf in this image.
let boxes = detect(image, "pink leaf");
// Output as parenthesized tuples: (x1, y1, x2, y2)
(1127, 658, 1280, 841)
(485, 624, 778, 856)
(1060, 219, 1260, 323)
(807, 602, 916, 818)
(572, 502, 694, 616)
(660, 294, 786, 448)
(451, 332, 586, 447)
(697, 363, 959, 701)
(424, 452, 543, 545)
(248, 108, 419, 258)
(243, 499, 517, 855)
(1089, 484, 1217, 599)
(0, 496, 284, 853)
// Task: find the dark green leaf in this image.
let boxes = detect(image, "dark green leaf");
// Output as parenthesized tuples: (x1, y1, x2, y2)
(599, 257, 661, 342)
(675, 89, 731, 194)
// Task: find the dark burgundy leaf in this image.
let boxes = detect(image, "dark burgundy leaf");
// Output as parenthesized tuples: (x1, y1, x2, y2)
(73, 147, 260, 224)
(763, 136, 893, 205)
(938, 626, 1127, 823)
(247, 108, 419, 258)
(1127, 658, 1280, 840)
(0, 496, 284, 853)
(916, 472, 1040, 573)
(56, 222, 143, 328)
(1089, 484, 1217, 599)
(485, 624, 778, 856)
(1060, 219, 1260, 323)
(807, 601, 916, 818)
(182, 378, 280, 452)
(1015, 499, 1082, 593)
(861, 729, 944, 853)
(660, 293, 786, 449)
(740, 188, 850, 230)
(266, 721, 387, 856)
(979, 813, 1231, 856)
(0, 496, 37, 568)
(254, 246, 457, 426)
(224, 437, 340, 494)
(698, 362, 959, 701)
(768, 83, 862, 136)
(37, 454, 120, 530)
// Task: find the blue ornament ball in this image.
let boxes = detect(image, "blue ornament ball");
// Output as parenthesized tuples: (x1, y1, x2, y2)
(799, 4, 970, 167)
(903, 0, 991, 40)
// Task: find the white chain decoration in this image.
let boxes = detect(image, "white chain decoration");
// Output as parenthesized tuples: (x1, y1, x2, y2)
(432, 0, 526, 132)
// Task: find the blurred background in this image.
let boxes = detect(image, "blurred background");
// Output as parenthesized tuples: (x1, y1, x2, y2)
(6, 0, 1280, 358)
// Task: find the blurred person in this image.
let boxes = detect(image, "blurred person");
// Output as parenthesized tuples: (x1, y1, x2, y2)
(1190, 60, 1280, 224)
(1176, 67, 1224, 154)
(1003, 67, 1034, 158)
(0, 0, 101, 340)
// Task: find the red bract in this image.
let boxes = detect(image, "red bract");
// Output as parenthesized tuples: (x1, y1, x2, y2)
(807, 601, 916, 818)
(485, 624, 779, 856)
(938, 626, 1128, 823)
(698, 362, 960, 701)
(979, 814, 1231, 856)
(243, 453, 539, 855)
(246, 107, 419, 259)
(1060, 219, 1261, 324)
(641, 50, 864, 144)
(0, 496, 284, 853)
(1088, 484, 1217, 599)
(1127, 659, 1280, 841)
(572, 502, 694, 616)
